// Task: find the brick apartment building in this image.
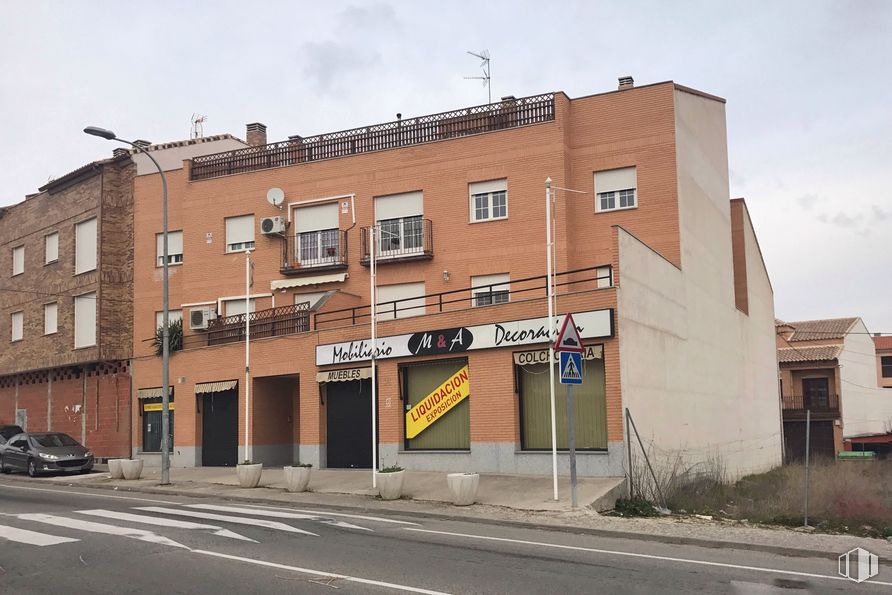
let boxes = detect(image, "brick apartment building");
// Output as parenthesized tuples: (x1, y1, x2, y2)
(128, 78, 782, 478)
(777, 318, 892, 460)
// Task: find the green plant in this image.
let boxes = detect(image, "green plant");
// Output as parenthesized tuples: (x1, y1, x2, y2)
(154, 318, 183, 356)
(240, 460, 256, 465)
(292, 462, 312, 468)
(613, 497, 658, 517)
(379, 465, 403, 473)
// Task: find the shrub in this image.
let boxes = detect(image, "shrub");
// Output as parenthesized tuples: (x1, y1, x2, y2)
(154, 319, 183, 356)
(379, 465, 404, 473)
(613, 497, 658, 517)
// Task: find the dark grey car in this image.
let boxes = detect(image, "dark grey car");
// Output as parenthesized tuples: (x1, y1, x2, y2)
(0, 432, 94, 477)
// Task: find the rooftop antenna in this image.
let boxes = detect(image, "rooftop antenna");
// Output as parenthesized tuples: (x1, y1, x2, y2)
(464, 49, 491, 104)
(190, 113, 207, 139)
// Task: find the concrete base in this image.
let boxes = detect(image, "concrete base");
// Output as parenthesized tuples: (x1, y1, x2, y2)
(107, 459, 125, 479)
(283, 465, 312, 492)
(299, 444, 323, 469)
(236, 463, 263, 488)
(376, 470, 405, 500)
(447, 473, 479, 506)
(121, 459, 144, 480)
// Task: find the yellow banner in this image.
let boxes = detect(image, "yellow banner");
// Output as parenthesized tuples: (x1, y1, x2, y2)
(405, 366, 470, 439)
(143, 402, 175, 412)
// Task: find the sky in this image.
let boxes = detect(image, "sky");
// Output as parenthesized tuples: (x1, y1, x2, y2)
(1, 1, 890, 332)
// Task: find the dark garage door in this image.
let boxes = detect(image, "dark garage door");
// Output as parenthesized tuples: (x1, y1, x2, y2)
(784, 421, 835, 463)
(202, 390, 238, 467)
(326, 379, 375, 469)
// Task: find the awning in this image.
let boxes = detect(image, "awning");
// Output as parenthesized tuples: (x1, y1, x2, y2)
(271, 272, 347, 291)
(316, 367, 372, 383)
(194, 380, 238, 394)
(137, 387, 173, 399)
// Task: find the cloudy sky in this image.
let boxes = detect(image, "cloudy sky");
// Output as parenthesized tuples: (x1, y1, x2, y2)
(2, 1, 890, 332)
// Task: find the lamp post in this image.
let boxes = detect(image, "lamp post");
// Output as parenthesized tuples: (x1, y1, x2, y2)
(84, 126, 172, 486)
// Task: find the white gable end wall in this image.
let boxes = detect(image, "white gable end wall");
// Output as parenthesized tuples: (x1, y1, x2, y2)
(840, 320, 892, 438)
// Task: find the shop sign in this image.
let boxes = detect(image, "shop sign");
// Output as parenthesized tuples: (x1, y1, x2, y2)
(316, 309, 613, 366)
(143, 402, 175, 412)
(316, 367, 372, 383)
(513, 345, 603, 365)
(405, 366, 470, 439)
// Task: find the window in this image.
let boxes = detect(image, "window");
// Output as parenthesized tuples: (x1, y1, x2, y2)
(45, 232, 58, 264)
(141, 394, 174, 453)
(44, 302, 58, 335)
(472, 273, 510, 307)
(225, 215, 255, 253)
(74, 292, 96, 348)
(802, 377, 830, 408)
(595, 167, 637, 212)
(155, 310, 183, 329)
(295, 203, 340, 266)
(596, 266, 612, 289)
(403, 359, 469, 450)
(374, 192, 424, 256)
(12, 245, 24, 276)
(156, 231, 184, 266)
(469, 179, 508, 222)
(223, 298, 256, 317)
(11, 311, 23, 342)
(518, 351, 607, 449)
(75, 217, 97, 274)
(882, 356, 892, 379)
(376, 282, 425, 320)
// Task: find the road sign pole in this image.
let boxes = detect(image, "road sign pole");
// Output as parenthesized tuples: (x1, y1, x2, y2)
(568, 383, 577, 508)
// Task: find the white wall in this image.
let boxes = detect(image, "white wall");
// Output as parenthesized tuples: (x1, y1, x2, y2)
(616, 89, 782, 481)
(839, 320, 892, 437)
(132, 137, 247, 175)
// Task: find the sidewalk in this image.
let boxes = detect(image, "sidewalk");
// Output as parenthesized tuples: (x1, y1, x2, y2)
(30, 465, 892, 560)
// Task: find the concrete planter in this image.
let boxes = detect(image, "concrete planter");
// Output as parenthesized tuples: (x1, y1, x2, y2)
(283, 466, 312, 493)
(376, 470, 405, 501)
(107, 458, 125, 480)
(120, 459, 144, 480)
(447, 473, 479, 506)
(236, 463, 263, 488)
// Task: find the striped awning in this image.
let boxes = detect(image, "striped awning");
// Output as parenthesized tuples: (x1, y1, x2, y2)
(270, 273, 347, 291)
(194, 380, 238, 394)
(137, 387, 173, 399)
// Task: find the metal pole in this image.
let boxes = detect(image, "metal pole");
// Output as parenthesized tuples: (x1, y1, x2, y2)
(545, 178, 558, 501)
(804, 408, 810, 527)
(370, 227, 378, 488)
(625, 408, 633, 498)
(567, 383, 577, 508)
(245, 250, 251, 463)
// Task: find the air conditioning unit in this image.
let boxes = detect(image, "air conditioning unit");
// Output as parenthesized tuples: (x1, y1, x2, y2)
(260, 216, 287, 235)
(189, 307, 217, 330)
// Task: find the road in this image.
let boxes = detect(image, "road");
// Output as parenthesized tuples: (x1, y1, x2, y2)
(0, 477, 888, 594)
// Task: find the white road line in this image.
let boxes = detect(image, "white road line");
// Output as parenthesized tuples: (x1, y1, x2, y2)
(16, 513, 188, 549)
(0, 524, 80, 547)
(193, 549, 450, 595)
(240, 503, 421, 526)
(403, 528, 892, 588)
(0, 482, 179, 504)
(76, 509, 256, 542)
(134, 506, 318, 536)
(186, 504, 372, 532)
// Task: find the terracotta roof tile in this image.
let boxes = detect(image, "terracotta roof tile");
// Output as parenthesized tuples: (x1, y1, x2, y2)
(874, 336, 892, 351)
(780, 317, 859, 342)
(778, 345, 842, 363)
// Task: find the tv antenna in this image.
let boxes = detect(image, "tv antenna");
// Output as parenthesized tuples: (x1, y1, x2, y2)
(191, 113, 207, 139)
(464, 49, 491, 104)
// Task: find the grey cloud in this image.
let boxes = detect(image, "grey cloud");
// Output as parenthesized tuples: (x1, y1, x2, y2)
(797, 193, 820, 211)
(829, 212, 862, 228)
(301, 40, 381, 92)
(871, 204, 890, 221)
(339, 3, 400, 33)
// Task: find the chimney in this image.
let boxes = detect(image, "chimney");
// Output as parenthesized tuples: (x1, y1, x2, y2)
(246, 122, 267, 147)
(133, 139, 151, 149)
(618, 76, 634, 90)
(500, 95, 516, 102)
(112, 148, 129, 158)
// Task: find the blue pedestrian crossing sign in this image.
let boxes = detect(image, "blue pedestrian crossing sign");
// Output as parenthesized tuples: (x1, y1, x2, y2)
(559, 351, 583, 385)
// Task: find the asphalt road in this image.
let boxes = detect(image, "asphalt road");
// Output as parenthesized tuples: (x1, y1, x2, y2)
(0, 476, 888, 594)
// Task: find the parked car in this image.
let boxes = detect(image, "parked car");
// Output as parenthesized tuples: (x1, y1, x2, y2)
(0, 432, 94, 477)
(0, 425, 24, 445)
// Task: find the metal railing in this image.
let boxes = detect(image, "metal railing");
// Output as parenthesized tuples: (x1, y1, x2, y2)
(189, 94, 556, 181)
(314, 265, 613, 329)
(281, 230, 348, 273)
(781, 394, 840, 413)
(360, 218, 433, 263)
(197, 303, 310, 347)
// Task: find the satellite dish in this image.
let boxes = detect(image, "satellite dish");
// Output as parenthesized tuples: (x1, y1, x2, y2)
(266, 187, 285, 207)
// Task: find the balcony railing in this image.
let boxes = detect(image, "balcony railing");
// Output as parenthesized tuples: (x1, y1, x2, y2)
(360, 218, 433, 264)
(281, 230, 348, 274)
(195, 304, 310, 347)
(781, 394, 840, 416)
(189, 94, 556, 181)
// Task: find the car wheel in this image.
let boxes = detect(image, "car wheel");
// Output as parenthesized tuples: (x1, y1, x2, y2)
(0, 456, 9, 474)
(27, 458, 39, 478)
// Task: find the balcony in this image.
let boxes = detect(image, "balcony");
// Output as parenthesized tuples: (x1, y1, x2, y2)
(781, 394, 840, 419)
(281, 230, 348, 275)
(360, 218, 433, 265)
(189, 94, 556, 181)
(181, 304, 311, 349)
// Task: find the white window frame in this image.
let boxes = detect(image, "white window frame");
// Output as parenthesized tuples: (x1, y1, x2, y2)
(594, 167, 638, 213)
(469, 179, 508, 223)
(377, 215, 424, 257)
(12, 245, 24, 276)
(74, 217, 98, 275)
(376, 282, 426, 320)
(223, 298, 257, 317)
(45, 232, 59, 264)
(471, 273, 510, 307)
(74, 292, 97, 349)
(225, 215, 255, 253)
(11, 311, 24, 342)
(44, 302, 58, 335)
(156, 230, 184, 267)
(155, 309, 183, 329)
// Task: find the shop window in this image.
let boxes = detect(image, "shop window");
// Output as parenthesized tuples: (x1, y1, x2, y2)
(142, 396, 174, 453)
(517, 351, 607, 450)
(403, 359, 470, 450)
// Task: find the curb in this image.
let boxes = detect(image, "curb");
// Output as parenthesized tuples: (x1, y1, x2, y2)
(0, 474, 855, 560)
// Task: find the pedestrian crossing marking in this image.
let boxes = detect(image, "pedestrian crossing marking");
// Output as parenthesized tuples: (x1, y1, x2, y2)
(16, 513, 188, 549)
(76, 509, 256, 542)
(562, 356, 581, 379)
(186, 504, 372, 532)
(243, 504, 421, 526)
(0, 524, 80, 547)
(133, 506, 319, 536)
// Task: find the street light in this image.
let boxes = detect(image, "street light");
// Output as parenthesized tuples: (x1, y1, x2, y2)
(84, 126, 172, 486)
